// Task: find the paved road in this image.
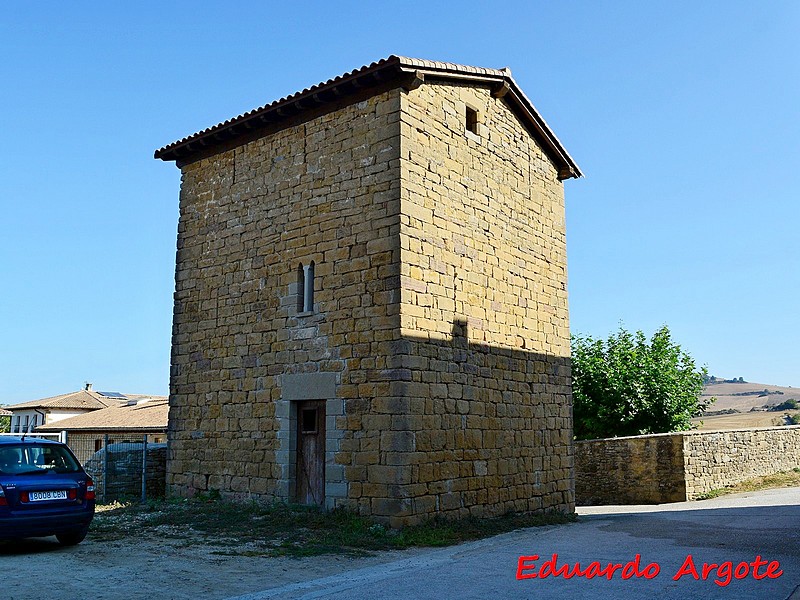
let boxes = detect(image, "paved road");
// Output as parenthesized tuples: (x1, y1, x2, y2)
(228, 487, 800, 600)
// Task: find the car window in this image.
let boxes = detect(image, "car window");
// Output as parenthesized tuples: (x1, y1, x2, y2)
(0, 444, 81, 475)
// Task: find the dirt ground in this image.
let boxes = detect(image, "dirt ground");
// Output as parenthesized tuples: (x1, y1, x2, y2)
(1, 534, 416, 600)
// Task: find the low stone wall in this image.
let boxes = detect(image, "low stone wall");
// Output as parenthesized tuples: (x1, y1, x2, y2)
(683, 427, 800, 499)
(575, 433, 686, 504)
(575, 425, 800, 505)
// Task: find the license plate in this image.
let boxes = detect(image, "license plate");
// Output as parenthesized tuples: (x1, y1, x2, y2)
(29, 490, 68, 502)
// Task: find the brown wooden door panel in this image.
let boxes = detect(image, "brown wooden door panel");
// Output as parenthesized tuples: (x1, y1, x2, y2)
(295, 400, 325, 506)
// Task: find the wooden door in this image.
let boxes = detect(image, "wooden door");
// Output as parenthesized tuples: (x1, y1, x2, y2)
(295, 400, 326, 506)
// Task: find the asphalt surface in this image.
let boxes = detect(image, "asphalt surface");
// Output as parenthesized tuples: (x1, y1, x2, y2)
(227, 487, 800, 600)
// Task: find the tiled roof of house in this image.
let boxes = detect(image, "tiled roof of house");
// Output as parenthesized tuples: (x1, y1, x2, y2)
(7, 389, 120, 411)
(7, 389, 166, 412)
(36, 399, 169, 432)
(155, 55, 581, 180)
(0, 408, 11, 416)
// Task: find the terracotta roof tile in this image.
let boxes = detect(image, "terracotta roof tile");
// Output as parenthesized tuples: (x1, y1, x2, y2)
(37, 399, 169, 432)
(7, 390, 119, 411)
(7, 390, 167, 413)
(154, 55, 581, 179)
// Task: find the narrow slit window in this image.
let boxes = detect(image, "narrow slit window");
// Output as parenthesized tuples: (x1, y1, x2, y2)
(465, 106, 479, 135)
(296, 263, 305, 312)
(304, 261, 315, 312)
(297, 261, 315, 313)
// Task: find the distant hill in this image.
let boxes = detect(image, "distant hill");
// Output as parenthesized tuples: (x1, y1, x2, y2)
(701, 380, 799, 412)
(693, 379, 800, 431)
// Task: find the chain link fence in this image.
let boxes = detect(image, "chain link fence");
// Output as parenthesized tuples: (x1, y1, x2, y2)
(64, 434, 167, 503)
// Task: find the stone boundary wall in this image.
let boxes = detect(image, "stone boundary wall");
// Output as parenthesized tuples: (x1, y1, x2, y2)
(575, 425, 800, 505)
(575, 432, 685, 505)
(683, 426, 800, 499)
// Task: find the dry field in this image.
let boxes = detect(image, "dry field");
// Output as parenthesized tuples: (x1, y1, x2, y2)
(693, 380, 800, 431)
(701, 380, 799, 411)
(692, 411, 788, 431)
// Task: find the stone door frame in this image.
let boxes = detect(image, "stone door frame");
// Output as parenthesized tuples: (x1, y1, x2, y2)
(276, 373, 346, 509)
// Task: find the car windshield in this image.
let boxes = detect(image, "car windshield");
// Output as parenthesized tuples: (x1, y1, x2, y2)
(0, 444, 81, 475)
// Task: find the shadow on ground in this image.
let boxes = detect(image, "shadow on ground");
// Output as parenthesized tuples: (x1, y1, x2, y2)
(0, 536, 66, 556)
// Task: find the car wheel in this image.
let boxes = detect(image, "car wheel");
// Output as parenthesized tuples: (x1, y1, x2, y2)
(56, 528, 89, 546)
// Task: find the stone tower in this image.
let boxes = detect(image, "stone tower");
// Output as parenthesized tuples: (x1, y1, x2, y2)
(155, 56, 581, 526)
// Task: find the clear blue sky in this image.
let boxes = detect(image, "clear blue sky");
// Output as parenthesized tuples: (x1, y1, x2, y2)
(2, 1, 798, 404)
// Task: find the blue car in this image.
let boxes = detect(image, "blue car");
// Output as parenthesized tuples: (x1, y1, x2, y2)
(0, 436, 95, 545)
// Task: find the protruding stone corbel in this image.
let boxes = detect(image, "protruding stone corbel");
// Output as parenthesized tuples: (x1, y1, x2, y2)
(558, 167, 577, 181)
(401, 70, 425, 91)
(491, 81, 511, 99)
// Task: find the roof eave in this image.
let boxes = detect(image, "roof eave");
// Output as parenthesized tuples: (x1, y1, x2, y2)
(154, 55, 582, 179)
(154, 57, 409, 163)
(36, 426, 167, 433)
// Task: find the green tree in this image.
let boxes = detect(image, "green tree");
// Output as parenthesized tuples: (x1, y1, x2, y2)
(571, 325, 713, 440)
(0, 413, 9, 433)
(772, 399, 799, 412)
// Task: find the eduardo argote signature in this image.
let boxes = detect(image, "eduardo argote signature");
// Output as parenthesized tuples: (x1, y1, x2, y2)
(516, 553, 783, 587)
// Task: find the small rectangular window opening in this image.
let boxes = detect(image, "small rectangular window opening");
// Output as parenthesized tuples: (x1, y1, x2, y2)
(301, 408, 317, 433)
(465, 106, 479, 135)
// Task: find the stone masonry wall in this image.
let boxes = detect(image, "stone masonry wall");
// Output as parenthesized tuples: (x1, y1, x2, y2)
(575, 433, 686, 505)
(575, 426, 800, 505)
(683, 426, 800, 498)
(168, 78, 575, 526)
(384, 81, 574, 520)
(169, 89, 403, 509)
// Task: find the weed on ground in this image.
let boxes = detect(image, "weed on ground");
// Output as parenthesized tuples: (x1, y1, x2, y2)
(695, 468, 800, 500)
(91, 497, 576, 557)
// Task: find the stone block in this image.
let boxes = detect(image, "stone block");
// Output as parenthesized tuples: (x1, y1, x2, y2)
(381, 430, 416, 452)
